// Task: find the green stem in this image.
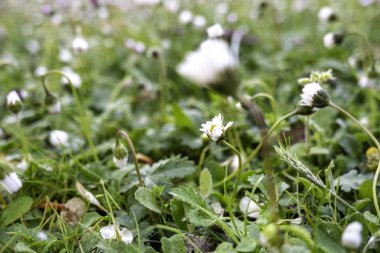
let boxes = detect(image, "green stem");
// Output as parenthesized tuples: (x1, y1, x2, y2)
(100, 180, 121, 241)
(158, 51, 167, 125)
(118, 130, 144, 187)
(279, 225, 316, 250)
(345, 33, 375, 71)
(304, 116, 311, 154)
(41, 71, 99, 162)
(221, 140, 242, 199)
(329, 101, 380, 218)
(197, 146, 209, 179)
(16, 116, 30, 162)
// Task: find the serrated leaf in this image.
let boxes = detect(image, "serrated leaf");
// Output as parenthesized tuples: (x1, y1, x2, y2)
(314, 222, 345, 253)
(170, 186, 210, 211)
(161, 234, 186, 253)
(0, 196, 33, 228)
(135, 187, 161, 214)
(334, 170, 372, 192)
(185, 207, 215, 227)
(199, 169, 212, 197)
(148, 156, 195, 183)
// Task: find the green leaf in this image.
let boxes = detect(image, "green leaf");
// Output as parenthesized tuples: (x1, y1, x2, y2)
(135, 187, 161, 214)
(334, 170, 372, 192)
(185, 206, 215, 227)
(81, 212, 103, 228)
(211, 242, 236, 253)
(170, 186, 210, 211)
(314, 222, 345, 253)
(149, 156, 195, 183)
(236, 236, 257, 252)
(0, 196, 33, 228)
(161, 234, 186, 253)
(359, 180, 373, 199)
(309, 147, 330, 155)
(172, 103, 194, 129)
(199, 169, 212, 197)
(14, 242, 37, 253)
(170, 199, 187, 230)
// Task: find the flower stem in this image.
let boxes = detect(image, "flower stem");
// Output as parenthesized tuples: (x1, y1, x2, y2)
(41, 71, 99, 162)
(158, 50, 167, 125)
(329, 101, 380, 218)
(16, 116, 30, 162)
(221, 140, 242, 199)
(118, 130, 144, 187)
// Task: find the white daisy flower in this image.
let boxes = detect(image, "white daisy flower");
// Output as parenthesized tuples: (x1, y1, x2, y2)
(34, 66, 48, 77)
(199, 114, 233, 142)
(323, 32, 344, 49)
(71, 36, 89, 53)
(239, 196, 261, 218)
(6, 90, 22, 114)
(341, 221, 363, 249)
(0, 172, 22, 194)
(299, 82, 323, 107)
(177, 39, 236, 87)
(59, 49, 72, 63)
(49, 130, 69, 148)
(100, 224, 134, 244)
(318, 6, 336, 22)
(163, 0, 179, 12)
(192, 15, 207, 28)
(178, 10, 193, 24)
(206, 23, 224, 39)
(358, 73, 377, 88)
(61, 67, 82, 88)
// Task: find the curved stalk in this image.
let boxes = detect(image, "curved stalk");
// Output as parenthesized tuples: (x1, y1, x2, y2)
(345, 33, 375, 71)
(118, 130, 144, 187)
(41, 71, 99, 162)
(221, 140, 242, 199)
(329, 101, 380, 218)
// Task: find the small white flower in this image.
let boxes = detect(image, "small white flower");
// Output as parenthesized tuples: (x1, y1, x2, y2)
(113, 156, 128, 169)
(163, 0, 179, 12)
(36, 231, 48, 241)
(341, 221, 363, 249)
(227, 12, 238, 23)
(76, 181, 101, 207)
(34, 66, 48, 77)
(199, 114, 233, 142)
(300, 82, 323, 107)
(61, 67, 82, 88)
(71, 36, 89, 53)
(134, 0, 160, 5)
(177, 39, 236, 87)
(192, 15, 207, 28)
(59, 49, 72, 63)
(207, 23, 224, 39)
(178, 10, 193, 24)
(215, 3, 229, 15)
(318, 6, 335, 22)
(100, 225, 134, 244)
(7, 90, 21, 107)
(358, 73, 376, 88)
(49, 130, 69, 148)
(0, 172, 22, 194)
(239, 196, 261, 218)
(48, 100, 62, 114)
(323, 32, 335, 49)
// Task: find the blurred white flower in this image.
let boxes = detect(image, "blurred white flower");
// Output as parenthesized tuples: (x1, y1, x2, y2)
(59, 49, 72, 63)
(25, 39, 40, 54)
(323, 32, 343, 49)
(192, 15, 207, 28)
(134, 0, 160, 5)
(37, 231, 48, 241)
(358, 73, 377, 88)
(61, 67, 82, 88)
(34, 66, 48, 77)
(100, 225, 134, 244)
(178, 10, 193, 24)
(227, 12, 238, 23)
(48, 100, 62, 114)
(71, 36, 89, 53)
(177, 39, 236, 87)
(0, 172, 22, 194)
(7, 90, 22, 114)
(341, 221, 363, 249)
(199, 114, 233, 142)
(207, 23, 224, 39)
(318, 6, 336, 22)
(163, 0, 179, 12)
(215, 3, 228, 15)
(239, 196, 261, 218)
(299, 82, 323, 107)
(49, 130, 69, 148)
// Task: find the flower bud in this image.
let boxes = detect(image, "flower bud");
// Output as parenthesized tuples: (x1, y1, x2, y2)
(44, 92, 61, 114)
(341, 221, 362, 249)
(323, 32, 344, 49)
(0, 160, 22, 194)
(113, 139, 129, 169)
(6, 90, 22, 114)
